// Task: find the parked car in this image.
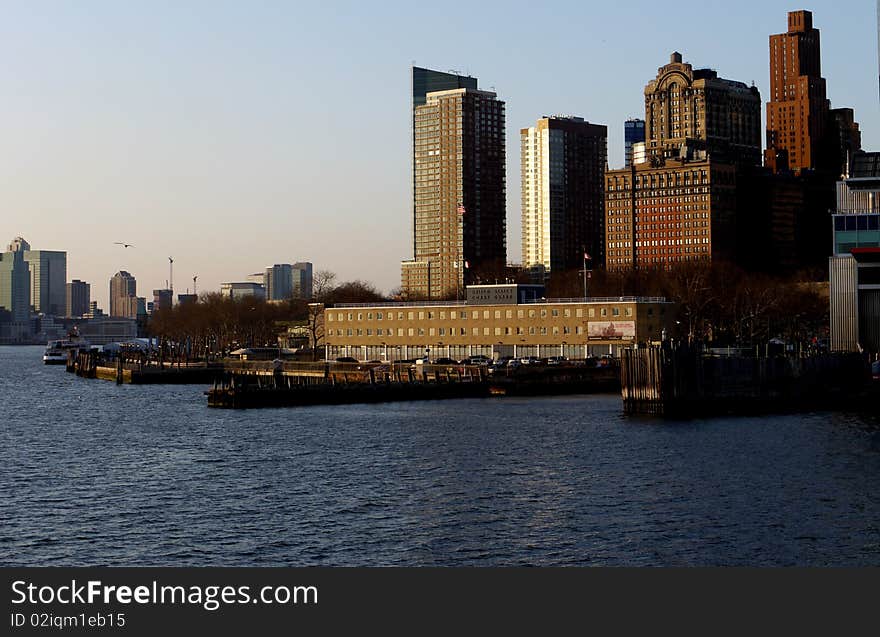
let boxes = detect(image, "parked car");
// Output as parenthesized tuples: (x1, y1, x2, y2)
(519, 356, 540, 365)
(432, 357, 458, 365)
(547, 355, 568, 366)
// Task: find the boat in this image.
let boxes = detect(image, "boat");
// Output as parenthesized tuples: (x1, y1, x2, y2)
(43, 330, 91, 365)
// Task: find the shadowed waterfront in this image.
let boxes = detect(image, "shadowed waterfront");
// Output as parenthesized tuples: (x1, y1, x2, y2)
(1, 346, 878, 566)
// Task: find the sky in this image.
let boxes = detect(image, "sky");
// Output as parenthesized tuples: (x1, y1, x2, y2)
(1, 0, 878, 310)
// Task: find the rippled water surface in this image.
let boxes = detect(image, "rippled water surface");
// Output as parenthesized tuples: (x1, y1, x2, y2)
(1, 345, 879, 566)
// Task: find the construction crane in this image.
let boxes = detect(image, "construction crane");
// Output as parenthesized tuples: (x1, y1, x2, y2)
(168, 257, 174, 294)
(193, 275, 198, 296)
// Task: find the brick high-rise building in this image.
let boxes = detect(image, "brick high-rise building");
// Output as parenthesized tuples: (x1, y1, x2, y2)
(521, 116, 607, 272)
(765, 10, 831, 173)
(605, 158, 738, 270)
(402, 86, 506, 299)
(645, 52, 762, 166)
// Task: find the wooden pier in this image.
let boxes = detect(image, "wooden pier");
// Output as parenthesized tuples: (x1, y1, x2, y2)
(620, 345, 872, 417)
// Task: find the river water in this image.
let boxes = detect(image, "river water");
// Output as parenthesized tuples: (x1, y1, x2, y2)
(1, 345, 878, 566)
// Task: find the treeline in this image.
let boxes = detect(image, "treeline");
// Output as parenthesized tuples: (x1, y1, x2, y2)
(546, 262, 829, 347)
(148, 271, 384, 356)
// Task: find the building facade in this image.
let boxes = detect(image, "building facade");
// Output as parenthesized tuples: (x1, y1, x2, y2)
(644, 52, 762, 166)
(152, 289, 173, 312)
(292, 262, 313, 299)
(624, 119, 646, 168)
(0, 244, 31, 323)
(402, 87, 506, 299)
(765, 10, 830, 173)
(829, 151, 880, 354)
(411, 67, 479, 259)
(66, 280, 90, 318)
(605, 157, 737, 269)
(220, 282, 266, 300)
(109, 271, 138, 318)
(22, 250, 66, 316)
(265, 264, 293, 301)
(325, 285, 677, 361)
(521, 116, 607, 272)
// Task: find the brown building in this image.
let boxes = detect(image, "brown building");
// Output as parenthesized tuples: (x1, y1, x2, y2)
(324, 284, 678, 361)
(605, 157, 737, 270)
(765, 10, 830, 174)
(402, 87, 506, 299)
(645, 52, 762, 166)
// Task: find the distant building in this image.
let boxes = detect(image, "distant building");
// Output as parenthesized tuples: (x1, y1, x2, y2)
(152, 289, 173, 312)
(402, 85, 506, 299)
(76, 318, 138, 346)
(265, 264, 294, 301)
(765, 10, 831, 173)
(292, 262, 313, 299)
(22, 249, 67, 316)
(521, 116, 607, 272)
(177, 294, 197, 305)
(109, 271, 138, 318)
(0, 243, 31, 323)
(830, 107, 862, 177)
(66, 280, 90, 318)
(246, 272, 266, 287)
(221, 282, 266, 300)
(624, 119, 645, 168)
(85, 300, 104, 319)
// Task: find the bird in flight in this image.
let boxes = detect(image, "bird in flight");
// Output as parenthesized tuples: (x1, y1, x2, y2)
(114, 242, 134, 248)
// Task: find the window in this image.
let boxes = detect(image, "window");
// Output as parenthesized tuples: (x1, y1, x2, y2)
(600, 308, 607, 317)
(551, 309, 559, 317)
(472, 311, 479, 319)
(589, 308, 596, 318)
(625, 308, 633, 317)
(419, 312, 425, 320)
(612, 308, 620, 317)
(472, 327, 479, 336)
(506, 310, 513, 319)
(408, 328, 414, 336)
(576, 309, 583, 318)
(367, 313, 373, 320)
(483, 311, 490, 319)
(408, 312, 414, 320)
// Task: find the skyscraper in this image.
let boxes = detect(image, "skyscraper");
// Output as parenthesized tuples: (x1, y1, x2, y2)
(624, 119, 645, 168)
(22, 249, 67, 315)
(0, 243, 31, 323)
(109, 271, 138, 318)
(292, 262, 313, 299)
(411, 67, 479, 258)
(402, 86, 506, 299)
(265, 264, 294, 301)
(521, 116, 607, 272)
(765, 10, 830, 173)
(66, 280, 90, 318)
(645, 52, 762, 166)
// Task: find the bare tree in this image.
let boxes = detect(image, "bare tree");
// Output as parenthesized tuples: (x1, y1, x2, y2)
(312, 270, 337, 302)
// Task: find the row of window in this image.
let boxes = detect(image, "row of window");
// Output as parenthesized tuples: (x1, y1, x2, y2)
(329, 325, 588, 338)
(330, 306, 635, 323)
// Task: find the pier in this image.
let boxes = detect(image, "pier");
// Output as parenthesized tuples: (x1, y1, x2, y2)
(620, 345, 873, 417)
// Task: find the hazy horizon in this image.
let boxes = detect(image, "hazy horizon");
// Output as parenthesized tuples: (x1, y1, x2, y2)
(2, 0, 878, 310)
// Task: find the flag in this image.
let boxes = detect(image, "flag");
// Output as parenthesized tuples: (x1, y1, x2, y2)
(457, 203, 466, 215)
(584, 252, 592, 261)
(464, 261, 469, 269)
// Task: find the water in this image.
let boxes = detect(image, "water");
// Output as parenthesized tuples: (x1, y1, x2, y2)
(1, 345, 879, 566)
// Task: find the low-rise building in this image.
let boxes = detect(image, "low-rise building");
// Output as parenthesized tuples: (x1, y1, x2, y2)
(324, 284, 677, 361)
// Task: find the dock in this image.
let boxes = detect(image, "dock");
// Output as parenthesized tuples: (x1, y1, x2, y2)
(620, 345, 873, 417)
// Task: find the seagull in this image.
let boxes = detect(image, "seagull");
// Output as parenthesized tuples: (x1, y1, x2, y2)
(114, 242, 134, 248)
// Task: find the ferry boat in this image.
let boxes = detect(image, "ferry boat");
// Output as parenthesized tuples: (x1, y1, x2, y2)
(43, 332, 91, 364)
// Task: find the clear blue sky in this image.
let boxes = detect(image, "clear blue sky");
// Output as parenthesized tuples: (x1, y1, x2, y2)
(1, 0, 877, 309)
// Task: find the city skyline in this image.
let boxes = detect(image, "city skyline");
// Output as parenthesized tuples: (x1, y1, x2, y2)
(1, 1, 878, 309)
